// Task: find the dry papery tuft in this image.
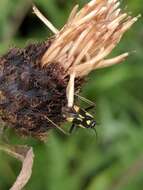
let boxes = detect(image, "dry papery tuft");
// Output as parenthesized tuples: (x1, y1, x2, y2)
(34, 0, 139, 107)
(0, 0, 138, 140)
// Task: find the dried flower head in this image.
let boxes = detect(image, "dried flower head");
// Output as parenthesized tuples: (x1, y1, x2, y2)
(37, 0, 139, 107)
(0, 0, 138, 140)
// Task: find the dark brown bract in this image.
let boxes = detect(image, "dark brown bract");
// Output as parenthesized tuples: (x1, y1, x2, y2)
(0, 40, 81, 139)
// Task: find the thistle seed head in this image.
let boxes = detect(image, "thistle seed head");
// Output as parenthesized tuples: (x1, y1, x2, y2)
(0, 0, 138, 140)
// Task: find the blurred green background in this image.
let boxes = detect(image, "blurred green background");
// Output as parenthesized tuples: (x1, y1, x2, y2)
(0, 0, 143, 190)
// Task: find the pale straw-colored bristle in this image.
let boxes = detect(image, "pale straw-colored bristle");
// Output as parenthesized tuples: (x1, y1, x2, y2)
(32, 5, 59, 34)
(67, 5, 79, 25)
(95, 52, 129, 69)
(66, 73, 75, 108)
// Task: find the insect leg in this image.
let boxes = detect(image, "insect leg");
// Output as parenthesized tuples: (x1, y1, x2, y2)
(69, 123, 76, 133)
(75, 93, 96, 107)
(92, 127, 98, 140)
(44, 116, 69, 135)
(85, 105, 95, 111)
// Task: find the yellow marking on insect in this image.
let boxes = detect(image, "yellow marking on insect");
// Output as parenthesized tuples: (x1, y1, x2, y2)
(77, 117, 83, 121)
(85, 112, 93, 117)
(78, 124, 85, 128)
(86, 120, 91, 125)
(67, 117, 74, 122)
(79, 114, 84, 119)
(73, 105, 80, 112)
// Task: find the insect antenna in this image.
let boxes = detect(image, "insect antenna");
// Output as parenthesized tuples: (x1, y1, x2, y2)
(29, 109, 69, 135)
(44, 116, 69, 135)
(92, 127, 98, 140)
(69, 123, 76, 134)
(75, 93, 96, 107)
(75, 93, 96, 114)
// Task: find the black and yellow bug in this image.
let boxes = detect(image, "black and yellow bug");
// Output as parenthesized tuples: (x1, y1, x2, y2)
(66, 104, 96, 133)
(63, 94, 97, 133)
(44, 94, 96, 135)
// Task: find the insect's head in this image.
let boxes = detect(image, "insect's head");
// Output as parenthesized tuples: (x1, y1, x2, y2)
(89, 120, 96, 129)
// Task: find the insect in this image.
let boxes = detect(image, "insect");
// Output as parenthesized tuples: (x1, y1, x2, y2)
(43, 94, 97, 135)
(63, 94, 97, 134)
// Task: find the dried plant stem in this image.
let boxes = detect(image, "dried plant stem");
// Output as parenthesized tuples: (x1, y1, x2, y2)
(10, 148, 34, 190)
(0, 142, 34, 190)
